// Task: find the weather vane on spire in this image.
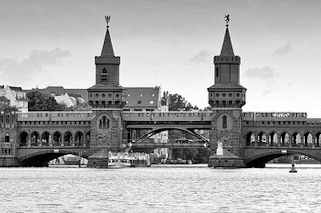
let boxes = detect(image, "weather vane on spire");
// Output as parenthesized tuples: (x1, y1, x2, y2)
(224, 14, 230, 27)
(105, 16, 111, 28)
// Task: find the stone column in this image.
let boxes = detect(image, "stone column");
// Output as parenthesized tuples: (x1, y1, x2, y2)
(27, 131, 31, 147)
(289, 135, 292, 147)
(49, 134, 52, 147)
(60, 138, 63, 147)
(167, 148, 173, 160)
(71, 135, 75, 147)
(300, 134, 304, 147)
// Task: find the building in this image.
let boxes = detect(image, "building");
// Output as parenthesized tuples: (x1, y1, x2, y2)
(25, 86, 161, 112)
(0, 85, 28, 112)
(0, 96, 10, 108)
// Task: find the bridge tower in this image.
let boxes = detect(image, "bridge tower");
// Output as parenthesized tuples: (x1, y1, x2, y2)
(0, 108, 19, 166)
(87, 17, 125, 168)
(207, 16, 247, 167)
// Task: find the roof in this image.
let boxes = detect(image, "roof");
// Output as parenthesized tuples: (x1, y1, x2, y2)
(220, 27, 234, 56)
(123, 87, 160, 109)
(101, 28, 115, 56)
(88, 84, 122, 91)
(0, 96, 10, 102)
(8, 86, 22, 91)
(208, 83, 246, 90)
(0, 85, 23, 91)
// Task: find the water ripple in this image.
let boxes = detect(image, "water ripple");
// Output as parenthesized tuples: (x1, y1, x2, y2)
(1, 167, 321, 212)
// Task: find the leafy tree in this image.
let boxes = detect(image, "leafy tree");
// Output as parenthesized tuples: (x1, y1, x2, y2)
(160, 91, 209, 163)
(161, 91, 198, 111)
(27, 91, 65, 111)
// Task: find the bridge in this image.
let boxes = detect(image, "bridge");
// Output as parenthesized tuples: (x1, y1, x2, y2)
(4, 104, 321, 168)
(1, 18, 321, 168)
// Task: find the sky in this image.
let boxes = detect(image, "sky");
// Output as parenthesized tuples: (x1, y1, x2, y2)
(0, 0, 321, 117)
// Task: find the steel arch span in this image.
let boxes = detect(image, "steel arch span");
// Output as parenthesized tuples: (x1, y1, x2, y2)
(133, 127, 209, 144)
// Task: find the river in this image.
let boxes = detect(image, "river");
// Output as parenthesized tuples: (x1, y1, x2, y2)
(1, 165, 321, 213)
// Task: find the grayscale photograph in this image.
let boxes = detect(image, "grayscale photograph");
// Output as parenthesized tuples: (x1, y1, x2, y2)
(0, 0, 321, 212)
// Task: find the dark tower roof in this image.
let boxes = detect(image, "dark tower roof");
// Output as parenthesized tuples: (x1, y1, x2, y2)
(220, 27, 234, 56)
(101, 27, 115, 56)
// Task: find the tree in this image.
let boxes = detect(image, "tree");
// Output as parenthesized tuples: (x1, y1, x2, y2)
(161, 91, 198, 111)
(27, 91, 65, 111)
(160, 91, 208, 163)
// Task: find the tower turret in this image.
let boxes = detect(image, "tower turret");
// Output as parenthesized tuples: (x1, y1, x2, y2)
(87, 17, 125, 167)
(88, 16, 124, 109)
(208, 17, 246, 108)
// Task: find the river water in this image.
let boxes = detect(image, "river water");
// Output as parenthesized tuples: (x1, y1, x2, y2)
(1, 165, 321, 213)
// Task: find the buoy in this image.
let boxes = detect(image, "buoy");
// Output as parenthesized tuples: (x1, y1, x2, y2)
(289, 157, 297, 173)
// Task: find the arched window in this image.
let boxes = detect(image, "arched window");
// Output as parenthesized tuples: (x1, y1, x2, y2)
(101, 68, 108, 81)
(4, 133, 9, 143)
(222, 115, 227, 129)
(98, 116, 110, 129)
(99, 119, 102, 129)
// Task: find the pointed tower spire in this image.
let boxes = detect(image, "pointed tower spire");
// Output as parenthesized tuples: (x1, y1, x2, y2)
(220, 14, 234, 56)
(101, 16, 115, 56)
(208, 14, 246, 109)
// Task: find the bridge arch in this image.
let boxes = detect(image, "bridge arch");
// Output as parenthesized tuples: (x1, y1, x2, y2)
(269, 131, 278, 146)
(18, 149, 88, 167)
(291, 132, 301, 146)
(30, 131, 40, 146)
(75, 131, 84, 147)
(19, 131, 28, 147)
(63, 131, 73, 146)
(258, 131, 267, 145)
(41, 131, 50, 146)
(53, 131, 62, 146)
(246, 132, 256, 145)
(304, 132, 313, 147)
(245, 150, 321, 168)
(133, 127, 209, 144)
(280, 132, 290, 146)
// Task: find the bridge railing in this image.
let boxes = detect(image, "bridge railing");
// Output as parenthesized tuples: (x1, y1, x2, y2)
(246, 142, 319, 148)
(243, 112, 307, 121)
(306, 118, 321, 124)
(122, 111, 213, 121)
(17, 111, 93, 121)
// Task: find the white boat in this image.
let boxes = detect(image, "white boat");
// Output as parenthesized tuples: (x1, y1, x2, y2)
(108, 158, 132, 169)
(107, 152, 134, 169)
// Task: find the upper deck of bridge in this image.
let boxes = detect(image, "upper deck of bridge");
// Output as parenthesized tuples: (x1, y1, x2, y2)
(16, 111, 93, 121)
(15, 110, 321, 124)
(122, 111, 213, 122)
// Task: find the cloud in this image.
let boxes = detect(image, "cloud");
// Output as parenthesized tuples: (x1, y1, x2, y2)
(0, 48, 71, 83)
(189, 50, 212, 64)
(273, 42, 292, 56)
(244, 66, 276, 80)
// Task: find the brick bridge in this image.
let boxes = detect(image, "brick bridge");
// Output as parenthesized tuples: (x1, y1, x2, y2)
(2, 110, 318, 168)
